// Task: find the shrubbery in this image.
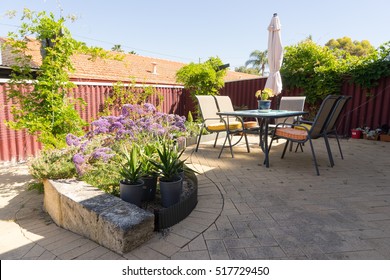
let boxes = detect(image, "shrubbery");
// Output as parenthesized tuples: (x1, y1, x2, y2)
(28, 103, 189, 196)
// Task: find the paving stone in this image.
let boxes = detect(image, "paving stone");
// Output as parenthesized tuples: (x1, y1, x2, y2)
(206, 239, 229, 260)
(246, 246, 286, 259)
(227, 248, 248, 260)
(171, 250, 210, 260)
(188, 235, 207, 251)
(223, 238, 260, 249)
(2, 139, 390, 260)
(75, 245, 113, 260)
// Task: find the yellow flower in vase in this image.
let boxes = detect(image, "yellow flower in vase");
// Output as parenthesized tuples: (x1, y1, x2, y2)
(255, 88, 274, 100)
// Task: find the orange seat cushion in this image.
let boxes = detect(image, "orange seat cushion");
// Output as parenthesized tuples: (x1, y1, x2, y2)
(207, 121, 242, 132)
(244, 121, 258, 129)
(275, 127, 307, 140)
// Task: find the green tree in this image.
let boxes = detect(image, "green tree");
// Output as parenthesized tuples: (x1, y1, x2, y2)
(5, 9, 86, 149)
(245, 50, 268, 76)
(176, 56, 227, 98)
(326, 37, 375, 57)
(281, 40, 348, 104)
(111, 44, 124, 52)
(234, 66, 260, 75)
(349, 42, 390, 89)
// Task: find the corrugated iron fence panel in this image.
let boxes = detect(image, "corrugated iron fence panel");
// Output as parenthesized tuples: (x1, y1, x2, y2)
(221, 76, 390, 136)
(339, 76, 390, 136)
(220, 78, 266, 110)
(0, 83, 187, 162)
(1, 76, 390, 162)
(0, 83, 42, 162)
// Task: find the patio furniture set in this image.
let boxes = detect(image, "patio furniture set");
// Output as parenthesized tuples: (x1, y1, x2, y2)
(195, 94, 351, 176)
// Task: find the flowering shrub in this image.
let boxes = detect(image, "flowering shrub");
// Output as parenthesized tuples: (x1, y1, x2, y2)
(28, 103, 188, 195)
(63, 103, 186, 193)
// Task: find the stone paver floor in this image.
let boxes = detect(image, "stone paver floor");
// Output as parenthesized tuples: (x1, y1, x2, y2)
(1, 136, 390, 260)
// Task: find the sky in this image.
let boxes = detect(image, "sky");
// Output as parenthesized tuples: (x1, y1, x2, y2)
(0, 0, 389, 70)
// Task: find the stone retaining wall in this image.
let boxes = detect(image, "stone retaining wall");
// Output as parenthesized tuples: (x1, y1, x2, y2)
(43, 179, 155, 254)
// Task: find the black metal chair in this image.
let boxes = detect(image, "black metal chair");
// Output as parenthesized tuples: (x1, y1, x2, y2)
(321, 95, 352, 166)
(268, 95, 340, 175)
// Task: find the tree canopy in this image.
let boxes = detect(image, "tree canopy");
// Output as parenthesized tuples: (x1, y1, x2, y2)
(325, 36, 375, 57)
(176, 56, 227, 98)
(245, 50, 268, 76)
(280, 38, 390, 104)
(234, 66, 260, 75)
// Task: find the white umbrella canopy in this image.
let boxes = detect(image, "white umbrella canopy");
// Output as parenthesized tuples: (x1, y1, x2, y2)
(264, 13, 283, 95)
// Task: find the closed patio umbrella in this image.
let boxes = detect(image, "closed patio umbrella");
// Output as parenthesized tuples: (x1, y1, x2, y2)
(264, 13, 283, 95)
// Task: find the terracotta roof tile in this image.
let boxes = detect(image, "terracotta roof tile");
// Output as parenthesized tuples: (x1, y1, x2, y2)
(1, 37, 259, 84)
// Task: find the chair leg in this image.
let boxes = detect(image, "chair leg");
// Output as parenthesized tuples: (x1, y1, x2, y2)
(308, 138, 320, 176)
(295, 143, 304, 153)
(213, 132, 219, 148)
(218, 133, 234, 158)
(243, 133, 250, 153)
(195, 125, 205, 152)
(323, 134, 335, 167)
(334, 132, 344, 160)
(281, 140, 290, 159)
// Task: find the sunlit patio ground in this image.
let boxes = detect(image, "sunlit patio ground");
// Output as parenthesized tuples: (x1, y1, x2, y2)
(1, 135, 389, 260)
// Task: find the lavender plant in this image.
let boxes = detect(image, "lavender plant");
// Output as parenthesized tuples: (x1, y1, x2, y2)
(62, 103, 187, 192)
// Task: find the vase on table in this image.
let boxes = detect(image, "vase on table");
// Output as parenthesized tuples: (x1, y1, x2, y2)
(258, 100, 271, 110)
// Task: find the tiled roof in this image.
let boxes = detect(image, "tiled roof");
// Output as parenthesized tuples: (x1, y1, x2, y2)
(0, 37, 259, 85)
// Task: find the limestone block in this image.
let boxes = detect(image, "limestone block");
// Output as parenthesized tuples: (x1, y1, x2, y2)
(98, 201, 155, 253)
(43, 179, 62, 225)
(43, 179, 155, 254)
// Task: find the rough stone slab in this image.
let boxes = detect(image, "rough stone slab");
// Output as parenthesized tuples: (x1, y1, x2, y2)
(43, 179, 155, 254)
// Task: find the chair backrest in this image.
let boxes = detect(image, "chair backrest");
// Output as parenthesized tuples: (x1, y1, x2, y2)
(324, 96, 352, 133)
(214, 95, 237, 123)
(195, 95, 221, 126)
(276, 96, 306, 124)
(309, 95, 340, 139)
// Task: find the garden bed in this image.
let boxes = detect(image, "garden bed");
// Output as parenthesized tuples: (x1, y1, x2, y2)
(43, 171, 198, 254)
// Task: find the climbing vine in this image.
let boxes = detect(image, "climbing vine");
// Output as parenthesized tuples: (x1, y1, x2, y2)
(5, 9, 86, 149)
(281, 39, 390, 104)
(100, 81, 163, 116)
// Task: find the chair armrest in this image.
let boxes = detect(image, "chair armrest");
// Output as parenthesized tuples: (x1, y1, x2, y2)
(300, 119, 313, 125)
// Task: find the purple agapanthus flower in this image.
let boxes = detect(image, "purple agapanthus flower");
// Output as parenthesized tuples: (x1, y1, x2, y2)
(66, 134, 81, 146)
(91, 118, 111, 134)
(91, 147, 115, 162)
(73, 153, 85, 165)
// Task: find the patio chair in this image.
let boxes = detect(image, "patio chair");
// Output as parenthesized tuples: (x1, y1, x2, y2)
(321, 95, 352, 166)
(294, 95, 352, 166)
(268, 95, 340, 175)
(214, 95, 260, 134)
(269, 96, 307, 129)
(195, 95, 250, 158)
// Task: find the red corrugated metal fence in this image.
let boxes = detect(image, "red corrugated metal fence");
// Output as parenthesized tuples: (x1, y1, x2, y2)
(1, 76, 390, 162)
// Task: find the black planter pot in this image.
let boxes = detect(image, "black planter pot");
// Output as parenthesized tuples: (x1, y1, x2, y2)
(159, 176, 183, 208)
(141, 175, 157, 201)
(119, 179, 144, 207)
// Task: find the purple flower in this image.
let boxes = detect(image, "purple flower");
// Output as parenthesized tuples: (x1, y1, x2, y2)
(143, 103, 156, 113)
(66, 134, 81, 146)
(91, 147, 114, 162)
(91, 118, 111, 134)
(111, 121, 124, 131)
(73, 153, 85, 165)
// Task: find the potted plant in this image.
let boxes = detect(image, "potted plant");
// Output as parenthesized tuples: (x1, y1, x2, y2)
(362, 127, 380, 140)
(149, 140, 184, 208)
(139, 142, 159, 202)
(255, 88, 274, 110)
(119, 144, 144, 207)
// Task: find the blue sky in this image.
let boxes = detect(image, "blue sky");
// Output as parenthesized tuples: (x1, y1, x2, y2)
(0, 0, 389, 69)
